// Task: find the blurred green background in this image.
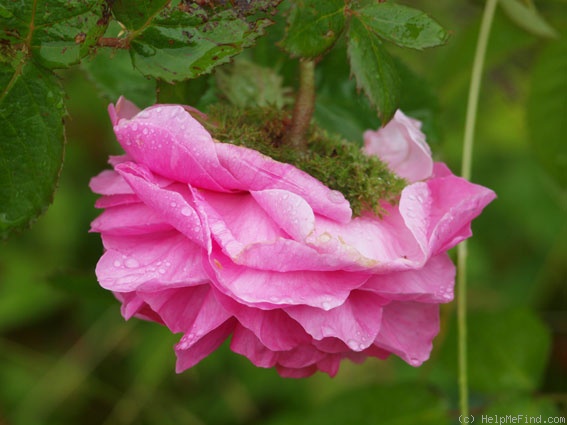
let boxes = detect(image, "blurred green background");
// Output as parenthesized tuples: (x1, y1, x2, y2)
(0, 1, 565, 424)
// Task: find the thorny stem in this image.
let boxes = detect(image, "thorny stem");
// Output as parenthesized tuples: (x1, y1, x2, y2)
(458, 0, 497, 418)
(286, 60, 316, 150)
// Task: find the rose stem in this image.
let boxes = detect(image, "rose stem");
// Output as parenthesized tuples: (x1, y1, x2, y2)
(286, 59, 316, 150)
(457, 0, 497, 419)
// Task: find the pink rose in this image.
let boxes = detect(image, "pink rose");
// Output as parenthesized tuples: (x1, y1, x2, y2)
(363, 110, 434, 182)
(90, 97, 495, 378)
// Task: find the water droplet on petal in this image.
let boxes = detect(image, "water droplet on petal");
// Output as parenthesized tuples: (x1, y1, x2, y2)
(113, 260, 122, 267)
(181, 207, 192, 216)
(125, 258, 140, 268)
(408, 357, 421, 366)
(327, 190, 345, 204)
(158, 268, 166, 274)
(347, 339, 361, 351)
(170, 201, 177, 208)
(321, 301, 331, 310)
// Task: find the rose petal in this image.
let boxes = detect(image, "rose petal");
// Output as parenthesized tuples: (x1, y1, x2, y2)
(216, 293, 309, 351)
(205, 245, 370, 310)
(90, 203, 173, 235)
(362, 253, 455, 303)
(175, 319, 236, 372)
(363, 110, 433, 182)
(96, 232, 208, 292)
(372, 301, 439, 366)
(286, 290, 388, 351)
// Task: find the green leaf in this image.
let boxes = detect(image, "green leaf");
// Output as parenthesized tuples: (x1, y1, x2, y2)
(396, 59, 441, 145)
(111, 0, 170, 31)
(215, 58, 292, 109)
(315, 44, 380, 142)
(116, 0, 281, 82)
(355, 2, 449, 50)
(0, 60, 65, 238)
(0, 0, 109, 69)
(81, 48, 156, 108)
(156, 77, 218, 111)
(347, 17, 400, 123)
(265, 384, 449, 425)
(499, 0, 558, 39)
(527, 38, 567, 189)
(280, 0, 345, 58)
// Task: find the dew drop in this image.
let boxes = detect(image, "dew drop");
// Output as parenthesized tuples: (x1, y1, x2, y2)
(347, 339, 360, 351)
(408, 357, 421, 366)
(113, 260, 122, 267)
(321, 301, 331, 310)
(327, 190, 344, 204)
(131, 123, 138, 131)
(142, 128, 148, 135)
(321, 326, 334, 337)
(181, 207, 192, 216)
(170, 201, 177, 208)
(158, 268, 166, 274)
(125, 258, 140, 268)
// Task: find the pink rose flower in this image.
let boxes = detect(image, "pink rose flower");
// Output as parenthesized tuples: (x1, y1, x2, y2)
(90, 98, 495, 378)
(363, 110, 434, 182)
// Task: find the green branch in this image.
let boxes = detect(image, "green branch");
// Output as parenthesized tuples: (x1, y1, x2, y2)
(458, 0, 498, 417)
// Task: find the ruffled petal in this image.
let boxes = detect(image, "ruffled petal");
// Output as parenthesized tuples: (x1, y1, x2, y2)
(90, 203, 173, 235)
(175, 319, 236, 372)
(286, 290, 388, 351)
(362, 253, 455, 303)
(217, 293, 310, 351)
(96, 232, 208, 292)
(363, 110, 433, 182)
(372, 301, 440, 366)
(205, 244, 370, 310)
(110, 101, 352, 223)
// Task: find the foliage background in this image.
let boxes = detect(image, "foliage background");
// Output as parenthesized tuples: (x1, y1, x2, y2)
(0, 1, 565, 424)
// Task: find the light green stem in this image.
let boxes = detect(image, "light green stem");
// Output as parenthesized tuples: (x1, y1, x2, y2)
(458, 0, 498, 417)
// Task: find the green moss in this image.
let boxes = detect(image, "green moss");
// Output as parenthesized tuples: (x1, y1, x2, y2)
(204, 104, 407, 216)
